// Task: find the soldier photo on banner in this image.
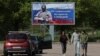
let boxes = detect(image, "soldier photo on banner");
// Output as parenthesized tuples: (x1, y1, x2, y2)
(32, 2, 75, 25)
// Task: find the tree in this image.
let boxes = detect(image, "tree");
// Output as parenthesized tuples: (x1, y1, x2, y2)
(0, 0, 31, 38)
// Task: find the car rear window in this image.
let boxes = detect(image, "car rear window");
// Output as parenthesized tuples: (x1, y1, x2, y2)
(30, 36, 37, 40)
(7, 33, 27, 39)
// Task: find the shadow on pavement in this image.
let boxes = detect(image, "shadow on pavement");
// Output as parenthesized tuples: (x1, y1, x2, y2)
(0, 52, 48, 56)
(35, 54, 42, 56)
(35, 52, 47, 56)
(1, 54, 43, 56)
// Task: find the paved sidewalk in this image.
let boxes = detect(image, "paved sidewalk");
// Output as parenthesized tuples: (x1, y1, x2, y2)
(40, 43, 100, 56)
(0, 43, 100, 56)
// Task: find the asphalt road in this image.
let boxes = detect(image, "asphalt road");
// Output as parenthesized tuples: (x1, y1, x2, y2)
(0, 43, 100, 56)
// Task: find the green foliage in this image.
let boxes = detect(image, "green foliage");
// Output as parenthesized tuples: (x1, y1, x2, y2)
(0, 0, 31, 38)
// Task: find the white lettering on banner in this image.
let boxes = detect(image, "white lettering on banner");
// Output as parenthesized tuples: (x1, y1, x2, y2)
(54, 16, 68, 18)
(51, 11, 71, 13)
(54, 14, 68, 16)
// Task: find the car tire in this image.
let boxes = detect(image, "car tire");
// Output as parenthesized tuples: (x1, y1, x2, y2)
(27, 51, 32, 56)
(32, 52, 35, 56)
(39, 49, 43, 54)
(4, 50, 8, 56)
(4, 53, 8, 56)
(10, 53, 13, 56)
(4, 54, 8, 56)
(28, 53, 33, 56)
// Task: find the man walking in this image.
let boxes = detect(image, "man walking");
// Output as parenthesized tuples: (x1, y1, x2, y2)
(71, 30, 80, 56)
(80, 30, 88, 56)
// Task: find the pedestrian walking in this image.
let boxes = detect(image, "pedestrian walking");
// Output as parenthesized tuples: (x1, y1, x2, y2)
(59, 31, 69, 56)
(80, 30, 88, 56)
(71, 30, 80, 56)
(68, 32, 71, 39)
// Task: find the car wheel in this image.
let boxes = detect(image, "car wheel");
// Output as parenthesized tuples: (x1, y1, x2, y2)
(27, 51, 32, 56)
(4, 51, 8, 56)
(39, 49, 43, 54)
(28, 53, 32, 56)
(10, 53, 13, 56)
(4, 53, 8, 56)
(32, 52, 35, 56)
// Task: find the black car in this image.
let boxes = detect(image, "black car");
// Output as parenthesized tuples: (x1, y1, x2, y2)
(30, 36, 42, 54)
(30, 34, 52, 54)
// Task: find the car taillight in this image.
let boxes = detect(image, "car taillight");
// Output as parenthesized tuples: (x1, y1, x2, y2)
(6, 43, 11, 46)
(4, 42, 12, 48)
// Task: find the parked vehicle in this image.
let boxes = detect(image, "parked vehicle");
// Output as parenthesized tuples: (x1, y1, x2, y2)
(30, 35, 43, 54)
(3, 31, 32, 56)
(30, 34, 52, 54)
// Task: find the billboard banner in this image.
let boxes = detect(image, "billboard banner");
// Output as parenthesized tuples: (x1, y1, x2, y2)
(32, 2, 75, 25)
